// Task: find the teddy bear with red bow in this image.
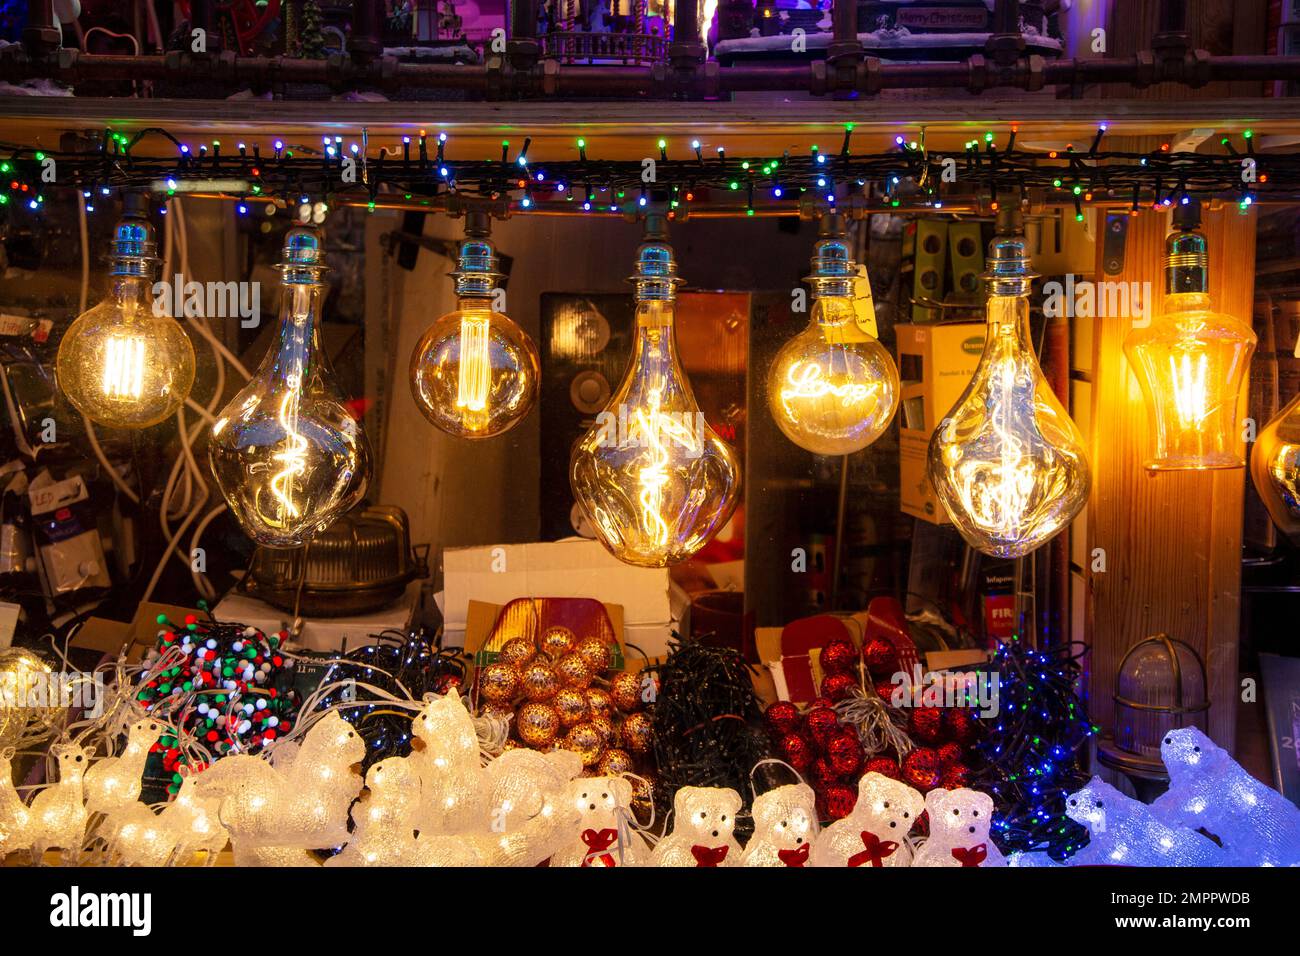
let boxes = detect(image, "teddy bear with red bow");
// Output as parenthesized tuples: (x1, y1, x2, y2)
(912, 787, 1006, 867)
(650, 786, 742, 867)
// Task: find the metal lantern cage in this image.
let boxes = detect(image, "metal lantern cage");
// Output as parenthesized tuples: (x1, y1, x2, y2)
(1114, 633, 1210, 761)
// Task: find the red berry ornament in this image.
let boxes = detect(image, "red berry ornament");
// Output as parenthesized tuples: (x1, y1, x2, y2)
(819, 783, 857, 821)
(902, 747, 943, 791)
(779, 732, 814, 772)
(764, 701, 800, 737)
(909, 707, 946, 745)
(862, 637, 900, 677)
(936, 741, 964, 767)
(826, 732, 862, 777)
(819, 639, 857, 675)
(821, 672, 857, 703)
(805, 705, 840, 747)
(943, 708, 977, 744)
(864, 756, 901, 780)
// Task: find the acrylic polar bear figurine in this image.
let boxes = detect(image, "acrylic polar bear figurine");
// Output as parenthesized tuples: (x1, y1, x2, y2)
(811, 772, 923, 867)
(912, 787, 1006, 867)
(1152, 726, 1300, 866)
(650, 786, 743, 867)
(1064, 776, 1238, 867)
(551, 774, 651, 867)
(741, 783, 819, 867)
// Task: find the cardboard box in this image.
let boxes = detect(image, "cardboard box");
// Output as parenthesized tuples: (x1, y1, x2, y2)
(895, 322, 986, 523)
(441, 539, 674, 655)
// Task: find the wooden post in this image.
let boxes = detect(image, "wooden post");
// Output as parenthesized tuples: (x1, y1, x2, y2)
(1085, 200, 1256, 752)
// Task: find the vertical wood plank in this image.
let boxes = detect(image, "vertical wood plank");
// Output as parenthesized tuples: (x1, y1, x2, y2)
(1086, 196, 1255, 752)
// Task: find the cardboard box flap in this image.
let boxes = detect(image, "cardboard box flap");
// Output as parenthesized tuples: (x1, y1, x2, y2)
(442, 539, 672, 633)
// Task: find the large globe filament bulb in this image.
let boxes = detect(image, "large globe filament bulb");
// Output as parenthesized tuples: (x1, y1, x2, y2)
(1123, 199, 1256, 471)
(409, 211, 540, 438)
(1251, 388, 1300, 542)
(928, 218, 1090, 558)
(208, 225, 372, 547)
(569, 215, 741, 567)
(767, 216, 899, 455)
(55, 194, 195, 429)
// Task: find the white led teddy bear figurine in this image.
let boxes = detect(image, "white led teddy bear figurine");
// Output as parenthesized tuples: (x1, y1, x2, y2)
(551, 774, 651, 867)
(912, 787, 1006, 867)
(650, 786, 743, 867)
(811, 772, 924, 867)
(741, 782, 819, 867)
(1064, 776, 1238, 867)
(1152, 726, 1300, 866)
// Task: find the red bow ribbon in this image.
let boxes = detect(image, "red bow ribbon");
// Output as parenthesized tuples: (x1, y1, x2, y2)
(581, 828, 619, 867)
(691, 844, 730, 867)
(951, 843, 988, 867)
(847, 831, 899, 868)
(777, 843, 810, 867)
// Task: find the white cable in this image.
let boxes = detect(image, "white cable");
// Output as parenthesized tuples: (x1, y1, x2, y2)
(188, 505, 227, 601)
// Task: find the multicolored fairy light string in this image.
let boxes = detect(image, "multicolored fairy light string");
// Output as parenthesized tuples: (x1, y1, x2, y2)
(972, 636, 1097, 861)
(134, 612, 301, 795)
(0, 126, 1280, 217)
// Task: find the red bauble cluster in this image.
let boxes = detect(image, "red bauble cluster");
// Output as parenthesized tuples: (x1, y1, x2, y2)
(763, 697, 867, 823)
(896, 706, 975, 792)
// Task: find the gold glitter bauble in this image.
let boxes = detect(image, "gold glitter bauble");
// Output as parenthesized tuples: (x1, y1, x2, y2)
(597, 747, 634, 777)
(619, 712, 654, 755)
(563, 722, 606, 767)
(555, 653, 593, 689)
(553, 687, 589, 728)
(480, 701, 515, 721)
(0, 648, 57, 749)
(575, 637, 613, 675)
(501, 738, 525, 752)
(584, 687, 613, 716)
(478, 662, 521, 703)
(520, 661, 560, 701)
(589, 714, 616, 745)
(609, 671, 643, 712)
(516, 703, 561, 748)
(497, 637, 537, 670)
(540, 626, 576, 659)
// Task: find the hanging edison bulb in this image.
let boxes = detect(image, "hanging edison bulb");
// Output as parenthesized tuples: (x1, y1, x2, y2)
(409, 212, 539, 438)
(1251, 388, 1300, 542)
(928, 216, 1090, 558)
(56, 194, 195, 428)
(569, 215, 741, 567)
(767, 216, 899, 455)
(1124, 199, 1256, 471)
(209, 226, 371, 547)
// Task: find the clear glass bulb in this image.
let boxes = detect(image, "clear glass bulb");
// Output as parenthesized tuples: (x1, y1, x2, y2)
(570, 228, 741, 567)
(209, 226, 371, 547)
(767, 228, 899, 455)
(56, 205, 195, 429)
(1124, 208, 1256, 471)
(928, 230, 1090, 558)
(1251, 390, 1300, 542)
(409, 223, 539, 438)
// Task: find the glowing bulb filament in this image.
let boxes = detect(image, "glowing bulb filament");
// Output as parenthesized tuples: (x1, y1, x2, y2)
(456, 314, 491, 415)
(102, 335, 146, 400)
(1170, 352, 1210, 429)
(780, 360, 877, 412)
(268, 374, 308, 524)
